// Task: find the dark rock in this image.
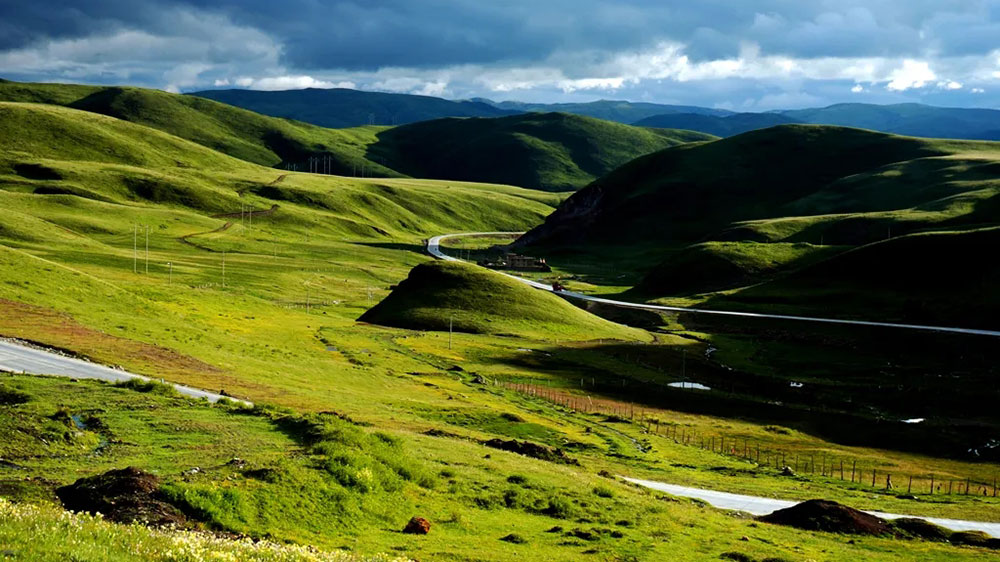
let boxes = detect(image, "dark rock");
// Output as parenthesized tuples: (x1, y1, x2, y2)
(780, 466, 795, 477)
(55, 467, 186, 526)
(758, 499, 894, 536)
(402, 516, 431, 535)
(500, 533, 527, 544)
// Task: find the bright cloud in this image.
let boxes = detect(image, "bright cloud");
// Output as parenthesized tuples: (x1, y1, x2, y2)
(885, 60, 936, 91)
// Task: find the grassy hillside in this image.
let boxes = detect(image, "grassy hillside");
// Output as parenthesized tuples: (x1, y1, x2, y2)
(1, 81, 715, 192)
(633, 112, 800, 136)
(704, 227, 1000, 329)
(0, 80, 401, 176)
(516, 125, 1000, 321)
(369, 112, 716, 191)
(360, 260, 645, 340)
(634, 241, 844, 296)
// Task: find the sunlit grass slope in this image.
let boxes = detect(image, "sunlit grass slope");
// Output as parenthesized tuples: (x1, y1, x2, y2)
(360, 261, 645, 339)
(0, 80, 401, 175)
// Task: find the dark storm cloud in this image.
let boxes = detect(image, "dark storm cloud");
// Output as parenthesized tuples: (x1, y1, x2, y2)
(5, 1, 994, 69)
(0, 0, 998, 107)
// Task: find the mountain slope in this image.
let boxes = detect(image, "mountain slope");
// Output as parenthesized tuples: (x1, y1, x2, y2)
(703, 227, 1000, 329)
(518, 125, 977, 246)
(368, 112, 717, 191)
(0, 81, 714, 192)
(0, 102, 560, 243)
(633, 112, 801, 137)
(516, 125, 1000, 314)
(0, 80, 401, 176)
(192, 87, 518, 128)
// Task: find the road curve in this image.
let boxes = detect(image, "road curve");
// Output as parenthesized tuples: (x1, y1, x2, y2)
(623, 477, 1000, 537)
(427, 233, 1000, 338)
(0, 339, 250, 405)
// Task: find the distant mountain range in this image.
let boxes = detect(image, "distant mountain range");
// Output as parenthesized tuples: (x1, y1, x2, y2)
(190, 87, 1000, 141)
(192, 88, 518, 128)
(478, 99, 734, 122)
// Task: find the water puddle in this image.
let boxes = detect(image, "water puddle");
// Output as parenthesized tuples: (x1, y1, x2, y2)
(668, 382, 711, 391)
(70, 414, 109, 454)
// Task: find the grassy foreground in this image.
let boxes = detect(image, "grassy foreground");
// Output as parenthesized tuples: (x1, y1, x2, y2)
(0, 499, 404, 562)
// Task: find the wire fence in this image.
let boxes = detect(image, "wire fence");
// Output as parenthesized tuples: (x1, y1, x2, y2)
(499, 379, 1000, 498)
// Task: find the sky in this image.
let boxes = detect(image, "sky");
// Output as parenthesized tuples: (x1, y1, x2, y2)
(1, 0, 999, 110)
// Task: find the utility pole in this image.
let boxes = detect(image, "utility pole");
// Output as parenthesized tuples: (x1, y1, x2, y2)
(144, 226, 149, 274)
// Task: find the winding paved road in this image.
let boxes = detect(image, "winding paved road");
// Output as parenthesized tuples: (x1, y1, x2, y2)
(0, 339, 248, 405)
(624, 477, 1000, 536)
(427, 233, 1000, 338)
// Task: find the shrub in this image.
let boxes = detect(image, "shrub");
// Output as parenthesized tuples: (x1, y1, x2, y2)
(113, 378, 178, 396)
(0, 384, 31, 405)
(541, 496, 574, 519)
(593, 485, 615, 498)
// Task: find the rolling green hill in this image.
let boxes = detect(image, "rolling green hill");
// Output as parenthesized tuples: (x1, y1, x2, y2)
(0, 101, 560, 246)
(703, 227, 1000, 329)
(2, 80, 713, 192)
(368, 112, 716, 191)
(0, 80, 401, 176)
(517, 125, 1000, 319)
(360, 260, 644, 340)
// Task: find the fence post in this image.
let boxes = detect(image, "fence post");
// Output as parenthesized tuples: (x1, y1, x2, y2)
(966, 477, 971, 496)
(851, 461, 856, 483)
(840, 460, 844, 481)
(872, 469, 877, 487)
(907, 476, 912, 494)
(930, 475, 934, 495)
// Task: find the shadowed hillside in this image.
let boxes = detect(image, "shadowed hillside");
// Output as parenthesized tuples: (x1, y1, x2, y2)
(368, 112, 716, 191)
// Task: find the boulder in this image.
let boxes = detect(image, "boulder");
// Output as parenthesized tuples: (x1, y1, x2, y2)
(403, 516, 431, 534)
